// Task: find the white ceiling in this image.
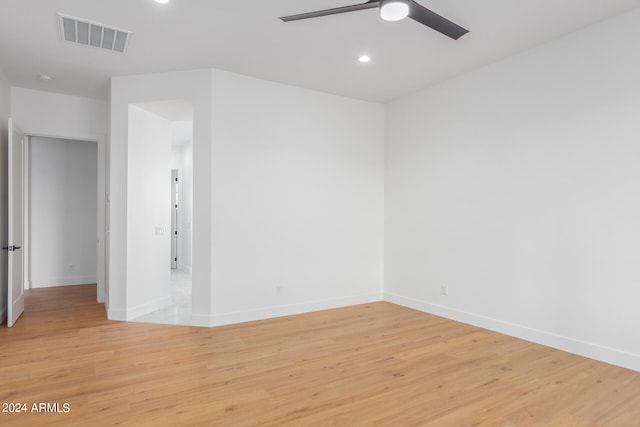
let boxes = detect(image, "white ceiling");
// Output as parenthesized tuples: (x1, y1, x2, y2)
(1, 0, 640, 103)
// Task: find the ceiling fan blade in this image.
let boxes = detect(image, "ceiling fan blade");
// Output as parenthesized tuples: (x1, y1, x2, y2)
(408, 1, 469, 40)
(279, 0, 380, 22)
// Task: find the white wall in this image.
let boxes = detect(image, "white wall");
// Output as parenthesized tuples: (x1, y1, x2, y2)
(11, 88, 106, 138)
(209, 70, 384, 325)
(384, 8, 640, 371)
(109, 69, 384, 326)
(109, 70, 214, 321)
(28, 136, 97, 288)
(10, 88, 107, 302)
(126, 105, 172, 317)
(171, 145, 182, 170)
(0, 69, 11, 322)
(180, 139, 193, 272)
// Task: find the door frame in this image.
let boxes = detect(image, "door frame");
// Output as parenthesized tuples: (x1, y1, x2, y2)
(21, 131, 107, 304)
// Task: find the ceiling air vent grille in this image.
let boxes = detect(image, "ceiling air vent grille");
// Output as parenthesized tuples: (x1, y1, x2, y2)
(57, 13, 132, 53)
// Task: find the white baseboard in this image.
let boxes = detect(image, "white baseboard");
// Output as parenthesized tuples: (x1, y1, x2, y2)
(126, 295, 173, 320)
(107, 307, 127, 322)
(190, 313, 214, 328)
(30, 276, 97, 288)
(106, 295, 173, 321)
(194, 292, 384, 328)
(384, 292, 640, 373)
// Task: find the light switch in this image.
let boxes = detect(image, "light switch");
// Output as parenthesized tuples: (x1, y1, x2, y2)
(155, 226, 164, 235)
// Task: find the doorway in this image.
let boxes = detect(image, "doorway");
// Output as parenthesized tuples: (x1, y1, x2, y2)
(24, 136, 98, 292)
(127, 100, 194, 326)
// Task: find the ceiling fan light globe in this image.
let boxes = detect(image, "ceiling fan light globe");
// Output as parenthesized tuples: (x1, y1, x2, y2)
(380, 1, 410, 22)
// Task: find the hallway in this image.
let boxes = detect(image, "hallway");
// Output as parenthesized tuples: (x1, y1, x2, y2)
(131, 270, 192, 326)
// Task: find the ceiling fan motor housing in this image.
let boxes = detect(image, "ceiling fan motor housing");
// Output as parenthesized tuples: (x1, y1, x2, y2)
(380, 0, 411, 22)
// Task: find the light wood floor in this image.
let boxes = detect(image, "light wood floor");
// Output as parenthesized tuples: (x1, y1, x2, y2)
(1, 285, 639, 426)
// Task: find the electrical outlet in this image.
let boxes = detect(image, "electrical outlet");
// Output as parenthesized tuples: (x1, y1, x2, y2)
(276, 286, 283, 297)
(441, 284, 449, 296)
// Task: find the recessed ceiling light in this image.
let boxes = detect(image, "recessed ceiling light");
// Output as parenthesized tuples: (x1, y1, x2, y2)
(154, 0, 169, 4)
(39, 74, 53, 81)
(358, 55, 371, 63)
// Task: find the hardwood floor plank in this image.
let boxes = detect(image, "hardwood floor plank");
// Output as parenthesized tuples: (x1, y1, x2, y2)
(1, 285, 639, 426)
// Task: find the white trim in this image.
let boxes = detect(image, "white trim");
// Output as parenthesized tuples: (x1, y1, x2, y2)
(21, 131, 99, 143)
(107, 307, 126, 322)
(30, 277, 98, 288)
(384, 292, 640, 373)
(195, 292, 383, 328)
(22, 137, 30, 290)
(21, 130, 106, 309)
(190, 313, 213, 328)
(125, 296, 173, 321)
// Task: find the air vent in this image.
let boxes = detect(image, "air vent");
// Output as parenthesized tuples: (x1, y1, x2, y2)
(57, 13, 132, 53)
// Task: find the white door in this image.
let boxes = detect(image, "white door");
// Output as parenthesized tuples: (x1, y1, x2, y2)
(6, 118, 25, 327)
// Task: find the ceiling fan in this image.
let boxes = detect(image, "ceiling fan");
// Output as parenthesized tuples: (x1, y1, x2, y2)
(279, 0, 469, 40)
